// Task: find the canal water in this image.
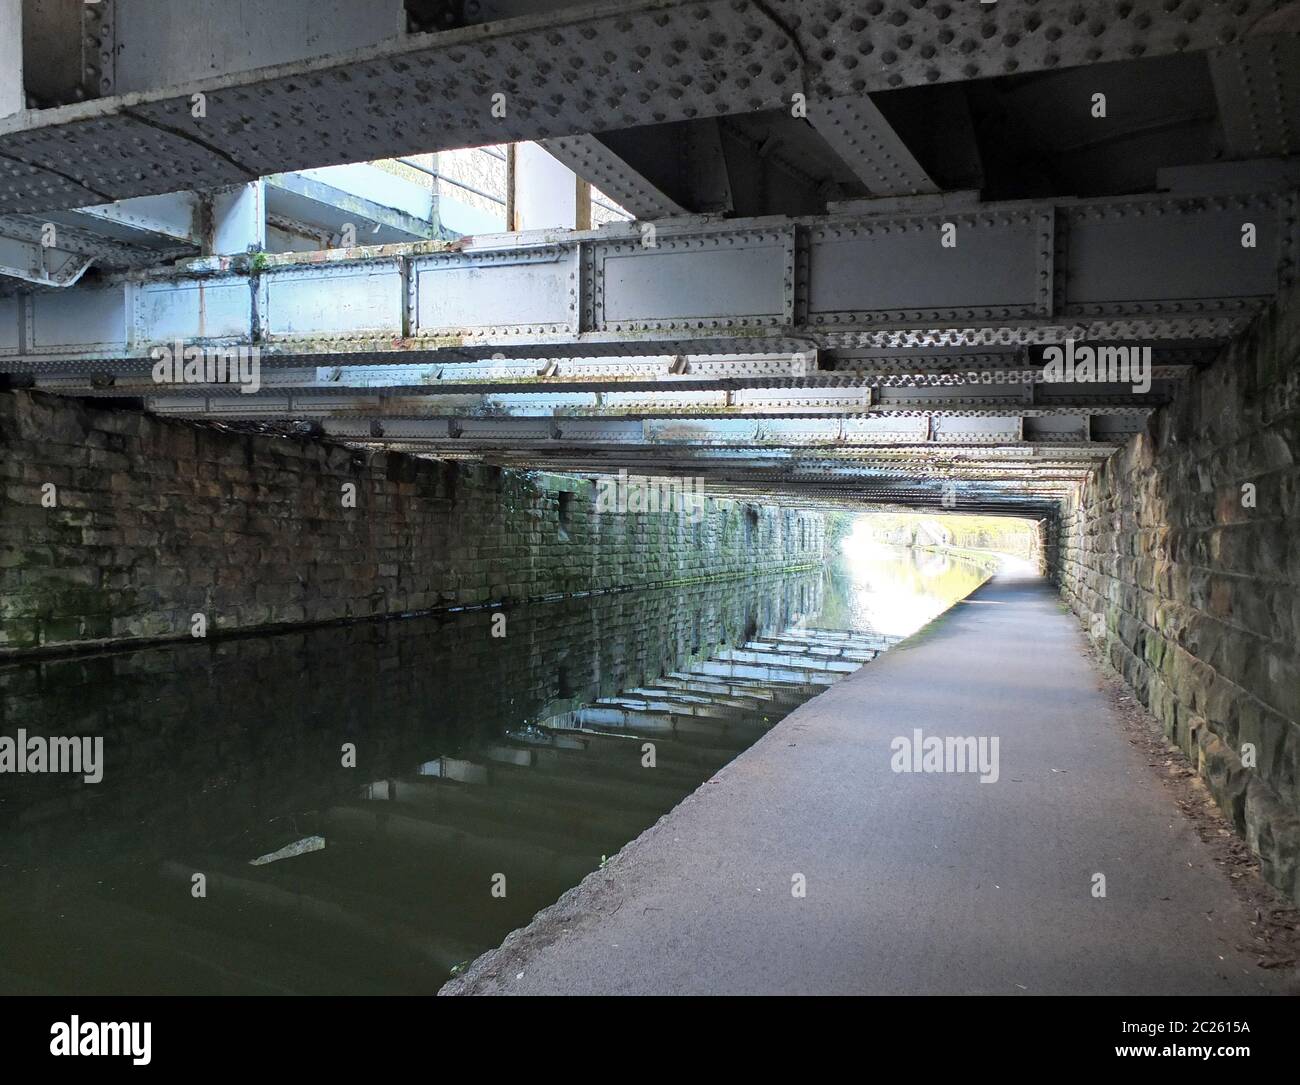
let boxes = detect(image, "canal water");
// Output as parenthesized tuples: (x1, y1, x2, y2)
(0, 545, 995, 994)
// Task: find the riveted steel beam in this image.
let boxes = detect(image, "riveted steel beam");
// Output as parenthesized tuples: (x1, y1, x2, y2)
(299, 435, 1099, 506)
(265, 172, 444, 244)
(0, 214, 179, 277)
(307, 442, 1106, 475)
(138, 395, 1163, 423)
(41, 369, 863, 398)
(501, 473, 1095, 499)
(126, 378, 1162, 418)
(539, 135, 687, 220)
(429, 443, 1102, 505)
(145, 412, 1127, 451)
(1210, 34, 1300, 160)
(0, 188, 1284, 375)
(0, 1, 1289, 216)
(0, 191, 204, 292)
(69, 191, 203, 245)
(807, 95, 937, 197)
(0, 190, 204, 289)
(0, 243, 91, 287)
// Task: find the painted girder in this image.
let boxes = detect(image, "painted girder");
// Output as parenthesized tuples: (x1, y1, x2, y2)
(1210, 35, 1300, 160)
(807, 95, 938, 198)
(426, 447, 1090, 499)
(508, 456, 1114, 472)
(319, 443, 1089, 505)
(29, 362, 1196, 395)
(0, 230, 94, 288)
(538, 135, 687, 219)
(332, 447, 1094, 477)
(264, 173, 445, 245)
(196, 413, 1135, 449)
(0, 189, 1286, 376)
(0, 0, 1290, 216)
(134, 390, 1161, 419)
(474, 459, 1102, 481)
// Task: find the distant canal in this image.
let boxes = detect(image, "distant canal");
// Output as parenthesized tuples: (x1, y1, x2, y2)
(0, 546, 995, 993)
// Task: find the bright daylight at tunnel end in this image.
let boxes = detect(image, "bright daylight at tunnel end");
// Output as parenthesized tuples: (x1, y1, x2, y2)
(0, 0, 1298, 1065)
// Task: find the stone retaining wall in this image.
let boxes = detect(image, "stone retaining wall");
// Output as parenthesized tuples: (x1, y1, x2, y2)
(0, 390, 824, 655)
(1055, 283, 1300, 903)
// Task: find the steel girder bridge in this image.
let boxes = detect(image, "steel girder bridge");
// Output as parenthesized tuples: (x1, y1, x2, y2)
(1, 0, 1297, 516)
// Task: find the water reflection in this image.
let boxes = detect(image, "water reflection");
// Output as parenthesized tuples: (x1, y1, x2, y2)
(0, 546, 990, 994)
(826, 541, 999, 638)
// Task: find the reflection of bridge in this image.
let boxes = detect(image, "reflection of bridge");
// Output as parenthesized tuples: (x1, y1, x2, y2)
(92, 624, 900, 991)
(545, 626, 898, 734)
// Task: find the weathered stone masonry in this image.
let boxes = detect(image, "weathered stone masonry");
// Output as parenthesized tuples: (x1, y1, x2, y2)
(0, 389, 823, 655)
(1055, 282, 1300, 903)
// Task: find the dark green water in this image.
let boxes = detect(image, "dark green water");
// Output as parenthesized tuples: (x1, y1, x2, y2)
(0, 548, 992, 994)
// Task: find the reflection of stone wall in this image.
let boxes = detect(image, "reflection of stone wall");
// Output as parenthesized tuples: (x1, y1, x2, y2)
(1056, 282, 1300, 904)
(0, 570, 823, 866)
(0, 391, 825, 655)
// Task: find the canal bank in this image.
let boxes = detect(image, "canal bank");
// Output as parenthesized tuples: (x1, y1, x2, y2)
(2, 551, 996, 994)
(442, 568, 1294, 996)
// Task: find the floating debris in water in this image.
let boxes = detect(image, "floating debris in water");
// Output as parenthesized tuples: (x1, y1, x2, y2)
(249, 836, 326, 866)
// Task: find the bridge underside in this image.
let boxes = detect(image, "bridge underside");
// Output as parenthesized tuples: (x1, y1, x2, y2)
(1, 0, 1299, 933)
(1, 0, 1298, 514)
